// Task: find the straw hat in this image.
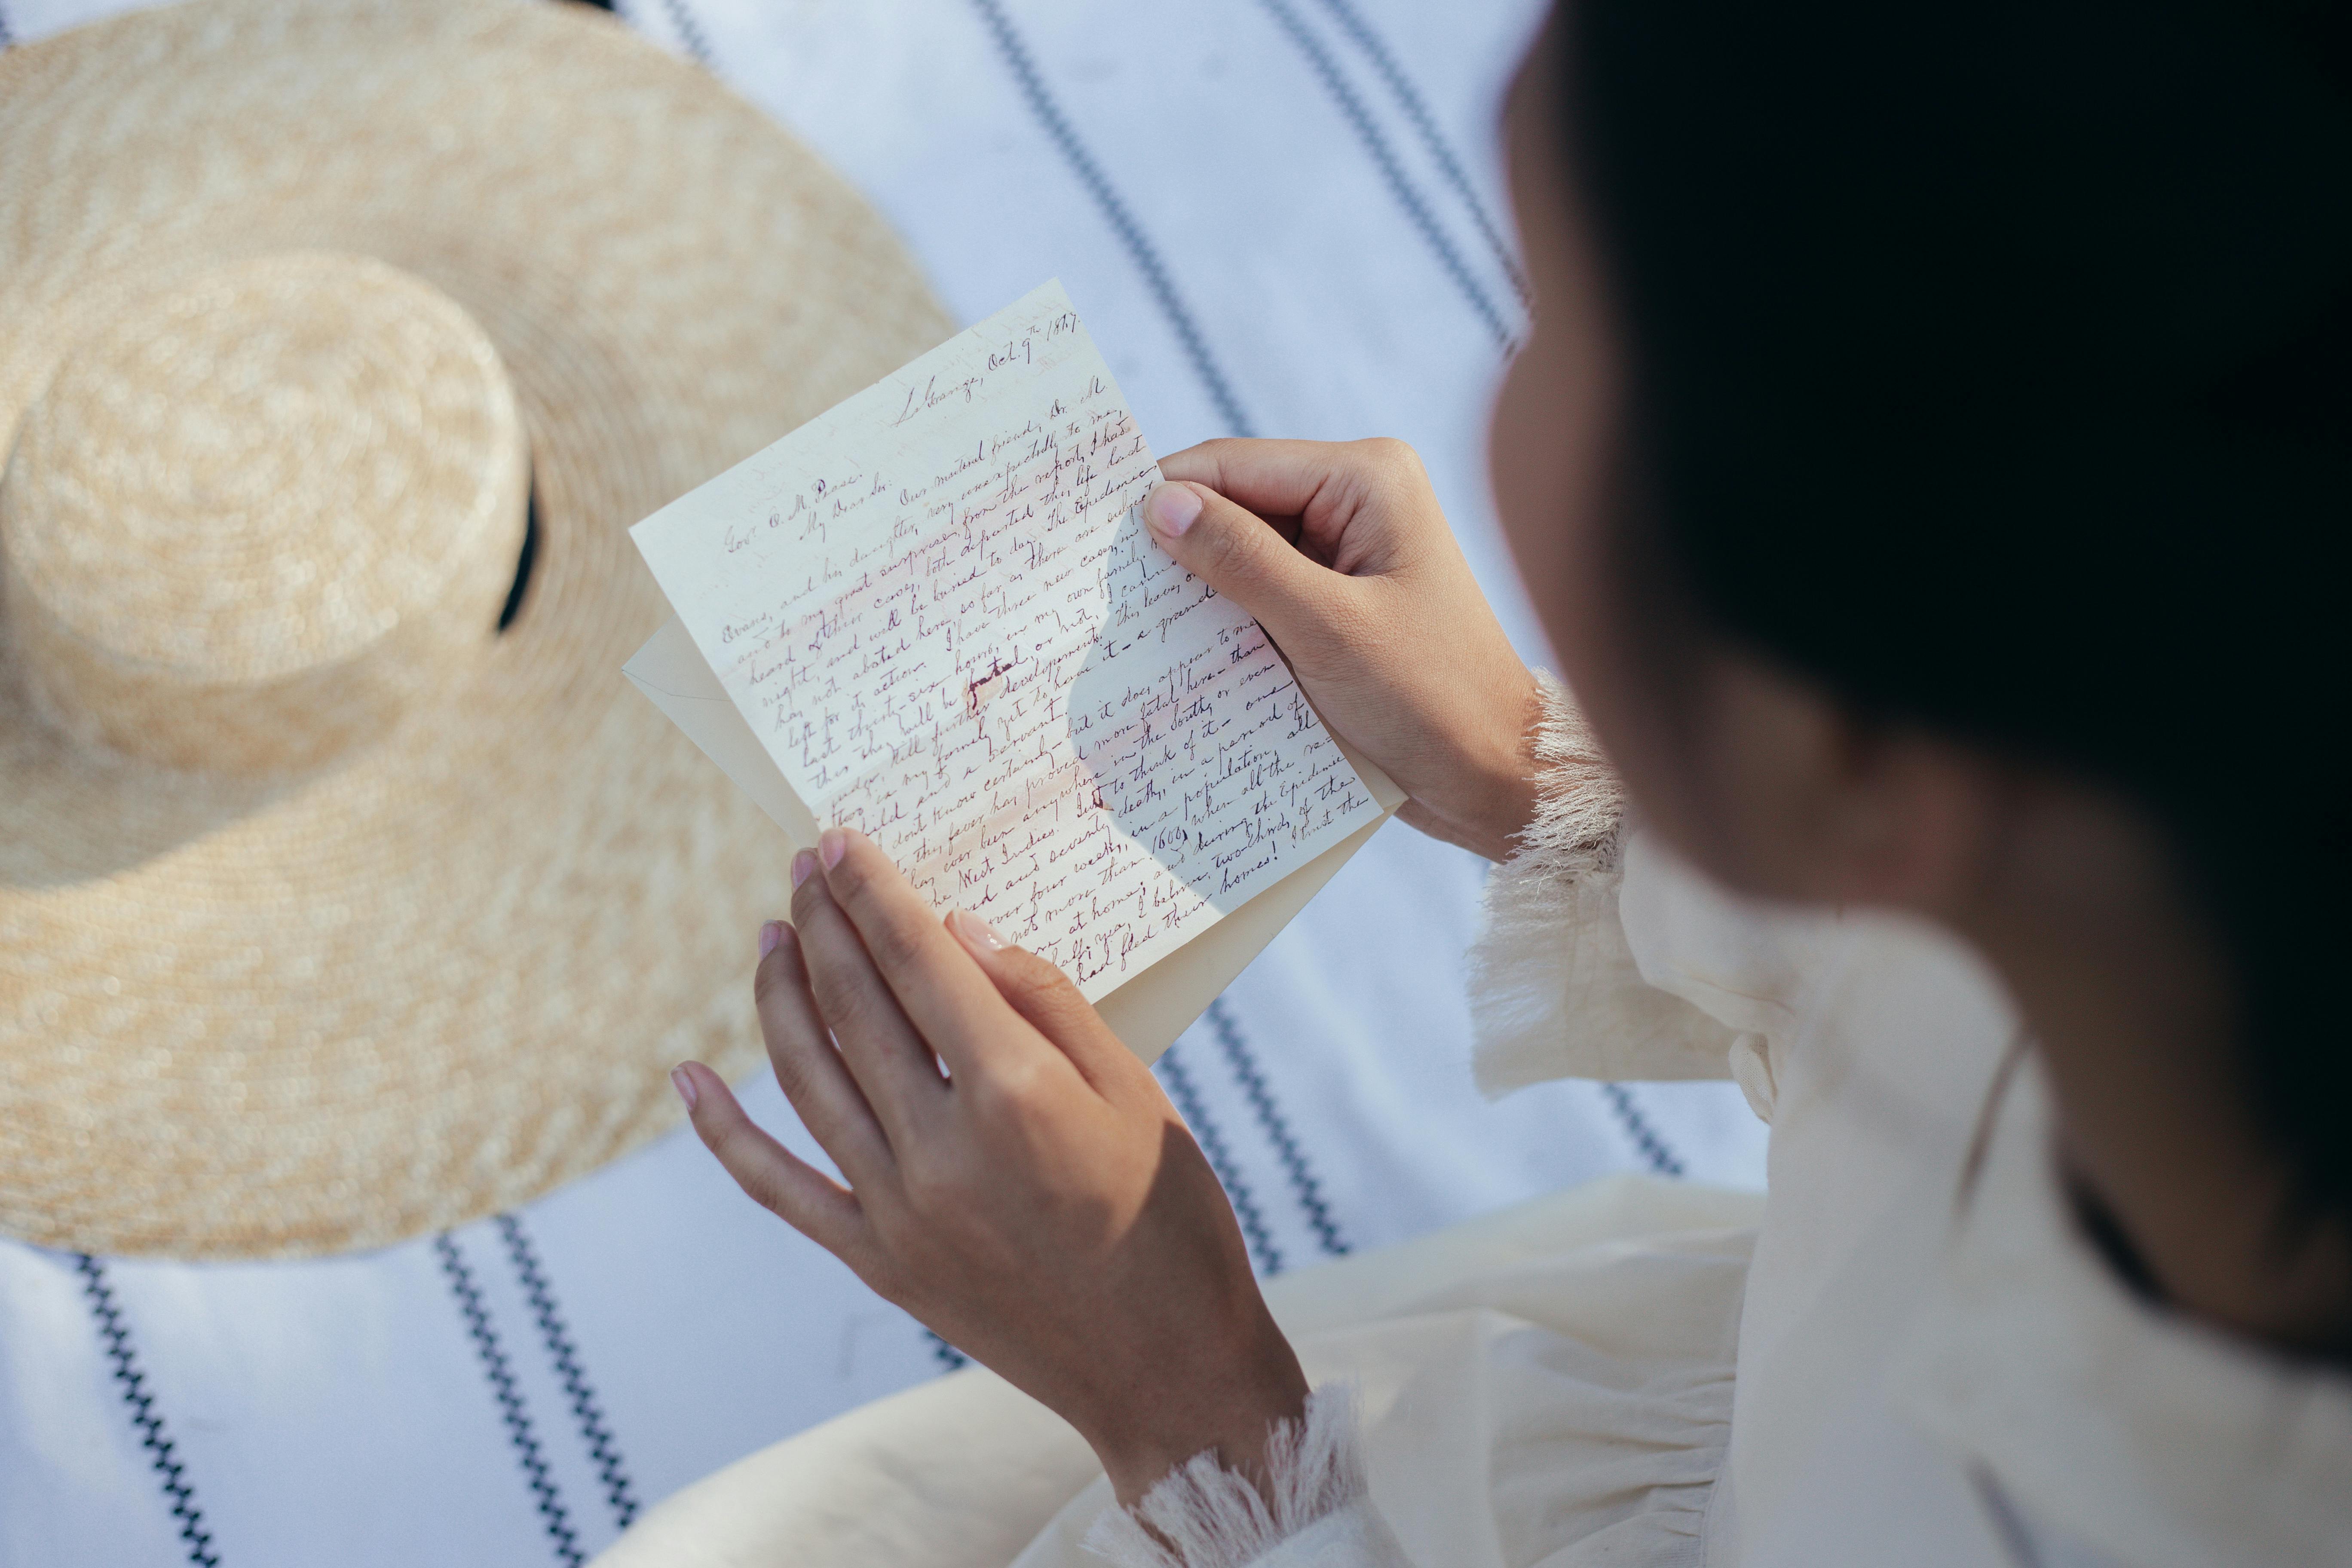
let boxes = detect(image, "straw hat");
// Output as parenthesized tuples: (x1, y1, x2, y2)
(0, 0, 949, 1258)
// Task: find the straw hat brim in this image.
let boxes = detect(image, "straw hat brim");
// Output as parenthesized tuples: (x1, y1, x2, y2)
(0, 0, 950, 1258)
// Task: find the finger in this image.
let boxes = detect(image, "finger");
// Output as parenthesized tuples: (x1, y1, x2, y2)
(1142, 478, 1350, 658)
(1156, 436, 1427, 572)
(1156, 437, 1359, 520)
(671, 1061, 869, 1260)
(790, 848, 947, 1142)
(945, 909, 1132, 1090)
(754, 919, 895, 1184)
(813, 830, 1032, 1078)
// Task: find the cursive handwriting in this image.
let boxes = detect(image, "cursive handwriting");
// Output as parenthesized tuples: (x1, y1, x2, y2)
(635, 283, 1381, 999)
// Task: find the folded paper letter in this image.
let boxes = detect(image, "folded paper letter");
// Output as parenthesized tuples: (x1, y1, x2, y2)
(626, 281, 1401, 1063)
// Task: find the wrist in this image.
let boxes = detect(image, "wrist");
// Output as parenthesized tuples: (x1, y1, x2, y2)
(1082, 1339, 1311, 1507)
(1435, 670, 1547, 863)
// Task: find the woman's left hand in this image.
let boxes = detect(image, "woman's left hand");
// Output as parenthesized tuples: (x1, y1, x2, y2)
(671, 827, 1309, 1505)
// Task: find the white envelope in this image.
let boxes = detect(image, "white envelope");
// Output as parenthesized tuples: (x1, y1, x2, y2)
(625, 615, 1402, 1065)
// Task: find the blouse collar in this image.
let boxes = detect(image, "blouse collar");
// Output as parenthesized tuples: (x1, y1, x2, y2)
(1885, 1061, 2352, 1568)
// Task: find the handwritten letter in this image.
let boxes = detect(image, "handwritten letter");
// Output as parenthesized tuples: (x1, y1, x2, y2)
(633, 282, 1383, 1000)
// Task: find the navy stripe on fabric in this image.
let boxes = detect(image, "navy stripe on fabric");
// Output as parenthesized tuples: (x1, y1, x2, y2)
(603, 0, 714, 68)
(76, 1255, 220, 1568)
(652, 0, 714, 67)
(924, 1328, 972, 1371)
(1204, 998, 1350, 1258)
(435, 1234, 583, 1568)
(1600, 1082, 1686, 1178)
(495, 1215, 640, 1531)
(1158, 1043, 1287, 1275)
(1256, 0, 1516, 351)
(1309, 0, 1531, 307)
(968, 0, 1259, 438)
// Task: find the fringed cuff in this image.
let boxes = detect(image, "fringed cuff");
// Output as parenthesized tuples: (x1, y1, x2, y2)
(1084, 1387, 1410, 1568)
(1468, 674, 1736, 1093)
(1467, 672, 1627, 1093)
(1494, 670, 1627, 884)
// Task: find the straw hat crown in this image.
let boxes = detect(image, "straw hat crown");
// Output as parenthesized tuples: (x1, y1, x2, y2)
(4, 253, 530, 772)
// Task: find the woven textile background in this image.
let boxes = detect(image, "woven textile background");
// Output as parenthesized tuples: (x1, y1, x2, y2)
(0, 1, 1768, 1563)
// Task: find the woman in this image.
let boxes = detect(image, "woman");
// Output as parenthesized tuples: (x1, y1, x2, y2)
(648, 2, 2351, 1563)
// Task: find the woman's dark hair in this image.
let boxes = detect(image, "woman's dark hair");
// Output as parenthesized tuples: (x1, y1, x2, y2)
(1562, 3, 2351, 1219)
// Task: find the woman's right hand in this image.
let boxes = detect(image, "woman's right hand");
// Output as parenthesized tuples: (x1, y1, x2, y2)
(1147, 438, 1541, 862)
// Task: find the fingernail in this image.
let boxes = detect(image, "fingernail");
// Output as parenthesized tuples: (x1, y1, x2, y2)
(758, 920, 784, 958)
(1145, 482, 1202, 538)
(791, 849, 817, 888)
(670, 1066, 698, 1112)
(952, 909, 1008, 952)
(820, 828, 847, 869)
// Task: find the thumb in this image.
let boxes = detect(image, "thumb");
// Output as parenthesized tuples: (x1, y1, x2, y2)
(1142, 480, 1338, 652)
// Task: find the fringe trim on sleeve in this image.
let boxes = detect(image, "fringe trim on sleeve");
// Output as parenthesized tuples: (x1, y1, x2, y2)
(1083, 1386, 1368, 1568)
(1465, 672, 1629, 1094)
(1493, 670, 1626, 883)
(1466, 674, 1741, 1092)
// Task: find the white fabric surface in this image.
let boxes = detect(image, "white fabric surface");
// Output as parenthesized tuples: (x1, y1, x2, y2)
(0, 2, 1767, 1565)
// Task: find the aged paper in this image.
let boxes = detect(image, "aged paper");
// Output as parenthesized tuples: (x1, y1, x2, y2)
(621, 612, 1395, 1066)
(631, 281, 1384, 1001)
